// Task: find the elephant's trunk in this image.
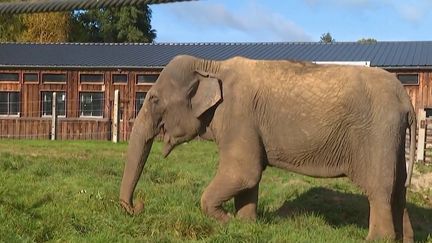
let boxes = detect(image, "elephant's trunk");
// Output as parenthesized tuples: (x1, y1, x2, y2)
(119, 105, 157, 215)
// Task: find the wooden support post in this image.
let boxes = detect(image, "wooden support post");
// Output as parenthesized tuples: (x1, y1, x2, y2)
(416, 109, 426, 163)
(51, 92, 57, 141)
(112, 90, 119, 143)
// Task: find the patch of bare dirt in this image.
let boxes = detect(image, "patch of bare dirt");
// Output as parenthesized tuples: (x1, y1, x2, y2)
(410, 171, 432, 192)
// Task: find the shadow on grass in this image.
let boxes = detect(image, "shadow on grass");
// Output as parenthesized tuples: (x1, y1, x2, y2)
(271, 187, 432, 242)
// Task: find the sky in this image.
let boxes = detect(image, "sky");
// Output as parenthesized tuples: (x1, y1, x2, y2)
(150, 0, 432, 43)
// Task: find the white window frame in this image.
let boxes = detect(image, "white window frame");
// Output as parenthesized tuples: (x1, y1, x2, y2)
(112, 73, 128, 85)
(397, 73, 419, 86)
(41, 91, 67, 118)
(79, 72, 105, 84)
(41, 72, 67, 84)
(0, 72, 20, 83)
(0, 91, 20, 117)
(79, 92, 104, 118)
(135, 92, 147, 117)
(136, 73, 158, 85)
(23, 72, 39, 84)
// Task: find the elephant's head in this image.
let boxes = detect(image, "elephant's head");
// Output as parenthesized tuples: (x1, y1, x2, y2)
(119, 55, 222, 214)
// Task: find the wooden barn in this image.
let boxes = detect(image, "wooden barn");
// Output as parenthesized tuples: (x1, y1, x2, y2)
(0, 41, 431, 142)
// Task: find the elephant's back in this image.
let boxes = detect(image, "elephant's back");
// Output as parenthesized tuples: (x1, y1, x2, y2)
(239, 62, 405, 176)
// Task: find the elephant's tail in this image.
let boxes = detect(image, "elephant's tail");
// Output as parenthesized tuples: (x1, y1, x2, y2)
(405, 108, 416, 187)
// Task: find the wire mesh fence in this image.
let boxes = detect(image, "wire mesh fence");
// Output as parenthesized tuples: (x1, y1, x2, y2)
(0, 95, 136, 142)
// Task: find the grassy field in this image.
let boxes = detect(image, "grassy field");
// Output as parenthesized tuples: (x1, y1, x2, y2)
(0, 139, 431, 242)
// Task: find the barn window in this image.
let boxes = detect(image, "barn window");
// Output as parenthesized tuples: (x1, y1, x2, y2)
(136, 74, 158, 84)
(397, 74, 419, 85)
(42, 73, 67, 83)
(80, 92, 103, 117)
(41, 91, 66, 117)
(112, 74, 128, 84)
(80, 73, 104, 83)
(135, 92, 147, 117)
(0, 72, 19, 82)
(425, 108, 432, 118)
(24, 73, 38, 83)
(0, 92, 20, 116)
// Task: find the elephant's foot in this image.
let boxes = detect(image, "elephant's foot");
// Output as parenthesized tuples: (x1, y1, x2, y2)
(200, 199, 231, 223)
(120, 199, 144, 215)
(235, 185, 259, 221)
(236, 207, 257, 221)
(366, 201, 396, 241)
(403, 209, 414, 243)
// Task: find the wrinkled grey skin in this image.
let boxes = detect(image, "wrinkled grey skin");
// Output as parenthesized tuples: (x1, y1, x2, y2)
(119, 55, 416, 242)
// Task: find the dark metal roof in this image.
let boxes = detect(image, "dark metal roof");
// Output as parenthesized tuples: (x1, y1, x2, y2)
(1, 41, 432, 69)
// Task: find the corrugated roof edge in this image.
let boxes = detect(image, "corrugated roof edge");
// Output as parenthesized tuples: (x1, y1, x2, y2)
(1, 41, 432, 46)
(0, 64, 166, 69)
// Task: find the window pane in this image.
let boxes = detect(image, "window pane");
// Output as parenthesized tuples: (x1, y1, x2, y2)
(92, 93, 103, 117)
(397, 74, 418, 85)
(57, 93, 66, 116)
(9, 92, 19, 115)
(24, 73, 38, 82)
(0, 73, 19, 82)
(42, 92, 53, 116)
(42, 73, 67, 83)
(80, 92, 103, 117)
(0, 92, 19, 115)
(80, 94, 91, 116)
(41, 92, 65, 116)
(137, 74, 158, 84)
(113, 74, 128, 83)
(80, 74, 104, 83)
(135, 92, 146, 117)
(0, 92, 8, 115)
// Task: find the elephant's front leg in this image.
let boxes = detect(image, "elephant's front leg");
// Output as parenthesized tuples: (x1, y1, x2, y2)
(200, 140, 263, 223)
(200, 171, 242, 223)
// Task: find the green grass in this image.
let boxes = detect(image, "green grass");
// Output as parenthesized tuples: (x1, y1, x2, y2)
(0, 139, 431, 242)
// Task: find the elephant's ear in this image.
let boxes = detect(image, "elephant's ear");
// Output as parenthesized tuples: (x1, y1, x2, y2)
(190, 70, 222, 118)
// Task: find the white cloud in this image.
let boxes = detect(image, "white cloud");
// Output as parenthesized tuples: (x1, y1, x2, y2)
(165, 1, 312, 42)
(304, 0, 431, 24)
(304, 0, 374, 9)
(396, 5, 423, 23)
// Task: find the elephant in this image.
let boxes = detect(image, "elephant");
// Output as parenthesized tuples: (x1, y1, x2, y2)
(119, 55, 416, 242)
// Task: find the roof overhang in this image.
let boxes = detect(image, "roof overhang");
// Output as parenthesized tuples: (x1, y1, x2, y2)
(0, 65, 166, 70)
(313, 61, 371, 67)
(381, 66, 432, 71)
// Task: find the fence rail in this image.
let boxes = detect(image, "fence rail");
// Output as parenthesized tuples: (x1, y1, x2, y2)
(0, 91, 125, 141)
(1, 99, 432, 164)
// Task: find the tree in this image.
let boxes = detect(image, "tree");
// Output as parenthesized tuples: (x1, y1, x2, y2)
(0, 0, 24, 41)
(71, 5, 156, 43)
(357, 38, 377, 44)
(319, 32, 335, 43)
(20, 12, 70, 42)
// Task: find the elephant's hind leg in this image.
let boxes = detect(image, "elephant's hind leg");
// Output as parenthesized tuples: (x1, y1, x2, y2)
(392, 143, 414, 242)
(366, 197, 395, 241)
(403, 209, 414, 243)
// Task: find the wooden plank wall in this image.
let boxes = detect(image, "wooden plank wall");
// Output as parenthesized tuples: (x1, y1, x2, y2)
(401, 70, 432, 113)
(2, 67, 430, 144)
(0, 68, 160, 141)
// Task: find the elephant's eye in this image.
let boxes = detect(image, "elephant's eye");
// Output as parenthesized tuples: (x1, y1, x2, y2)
(149, 95, 159, 104)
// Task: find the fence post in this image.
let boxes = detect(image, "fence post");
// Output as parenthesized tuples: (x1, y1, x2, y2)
(416, 109, 426, 163)
(112, 90, 119, 143)
(51, 92, 57, 140)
